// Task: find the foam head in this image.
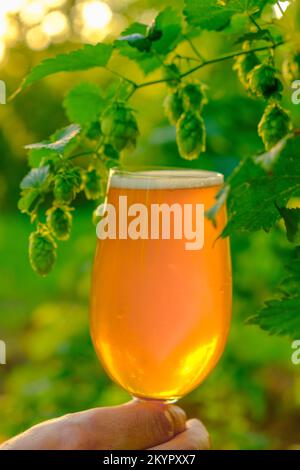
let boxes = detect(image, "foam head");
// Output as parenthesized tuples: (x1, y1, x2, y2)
(109, 169, 224, 190)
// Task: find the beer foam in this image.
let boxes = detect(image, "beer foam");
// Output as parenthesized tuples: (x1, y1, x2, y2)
(110, 169, 224, 190)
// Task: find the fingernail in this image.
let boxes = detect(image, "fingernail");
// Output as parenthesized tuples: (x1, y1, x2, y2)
(167, 405, 187, 435)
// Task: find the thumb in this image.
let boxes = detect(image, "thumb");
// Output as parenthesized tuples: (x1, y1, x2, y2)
(76, 400, 187, 450)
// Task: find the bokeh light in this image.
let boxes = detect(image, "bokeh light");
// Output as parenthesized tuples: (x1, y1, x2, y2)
(42, 11, 69, 40)
(73, 0, 114, 43)
(81, 1, 112, 30)
(26, 25, 50, 50)
(20, 1, 47, 26)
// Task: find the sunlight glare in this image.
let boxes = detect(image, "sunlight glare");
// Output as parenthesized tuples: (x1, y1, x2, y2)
(81, 1, 113, 30)
(42, 11, 69, 37)
(20, 1, 47, 26)
(274, 1, 290, 19)
(0, 42, 5, 62)
(26, 25, 50, 50)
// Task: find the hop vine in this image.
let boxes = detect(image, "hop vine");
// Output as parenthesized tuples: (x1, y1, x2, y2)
(15, 3, 299, 282)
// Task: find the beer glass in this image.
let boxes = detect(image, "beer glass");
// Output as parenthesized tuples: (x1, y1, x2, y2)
(90, 169, 232, 403)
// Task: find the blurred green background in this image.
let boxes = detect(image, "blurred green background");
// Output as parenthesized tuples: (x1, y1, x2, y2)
(0, 0, 300, 450)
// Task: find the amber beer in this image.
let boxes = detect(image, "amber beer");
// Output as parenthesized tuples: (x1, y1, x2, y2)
(91, 169, 232, 402)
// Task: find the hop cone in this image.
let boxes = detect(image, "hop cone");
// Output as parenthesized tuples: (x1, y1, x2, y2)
(249, 64, 283, 99)
(54, 167, 82, 204)
(176, 111, 206, 160)
(47, 206, 72, 241)
(83, 168, 102, 200)
(182, 82, 207, 112)
(101, 102, 139, 151)
(29, 227, 57, 276)
(164, 91, 184, 124)
(233, 52, 260, 89)
(258, 103, 292, 150)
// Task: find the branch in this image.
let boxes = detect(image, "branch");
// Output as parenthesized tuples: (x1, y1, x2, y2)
(137, 41, 285, 89)
(184, 36, 204, 61)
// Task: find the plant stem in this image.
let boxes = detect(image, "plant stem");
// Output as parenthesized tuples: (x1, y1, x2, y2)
(185, 36, 204, 61)
(106, 67, 137, 87)
(249, 14, 275, 46)
(277, 1, 285, 15)
(68, 150, 95, 160)
(175, 54, 202, 63)
(137, 41, 284, 89)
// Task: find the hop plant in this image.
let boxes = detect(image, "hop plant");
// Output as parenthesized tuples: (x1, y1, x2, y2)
(29, 226, 57, 276)
(54, 167, 82, 204)
(233, 52, 260, 89)
(46, 206, 72, 241)
(182, 82, 207, 112)
(101, 102, 139, 151)
(176, 111, 206, 160)
(248, 64, 283, 99)
(83, 168, 102, 200)
(164, 91, 184, 124)
(258, 103, 292, 150)
(282, 52, 300, 83)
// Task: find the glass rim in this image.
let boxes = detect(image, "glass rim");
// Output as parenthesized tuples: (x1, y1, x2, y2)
(109, 166, 224, 189)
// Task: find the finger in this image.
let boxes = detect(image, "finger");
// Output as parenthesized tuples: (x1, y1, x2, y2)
(74, 400, 187, 450)
(149, 419, 210, 450)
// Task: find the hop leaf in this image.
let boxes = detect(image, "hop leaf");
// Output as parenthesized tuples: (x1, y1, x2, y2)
(54, 167, 82, 204)
(181, 82, 207, 112)
(164, 91, 184, 124)
(258, 103, 292, 151)
(176, 111, 206, 160)
(233, 52, 260, 89)
(83, 168, 102, 200)
(101, 102, 139, 151)
(282, 52, 300, 83)
(248, 64, 283, 99)
(29, 227, 57, 276)
(47, 206, 72, 241)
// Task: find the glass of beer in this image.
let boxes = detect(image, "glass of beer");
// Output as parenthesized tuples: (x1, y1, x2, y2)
(90, 169, 232, 403)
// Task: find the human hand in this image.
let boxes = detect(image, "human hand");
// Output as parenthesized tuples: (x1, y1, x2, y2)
(0, 400, 210, 450)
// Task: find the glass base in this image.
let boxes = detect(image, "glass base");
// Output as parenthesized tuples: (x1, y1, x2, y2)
(131, 394, 179, 404)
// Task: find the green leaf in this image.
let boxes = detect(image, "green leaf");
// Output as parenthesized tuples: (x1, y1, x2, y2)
(248, 248, 300, 339)
(277, 207, 300, 243)
(25, 124, 81, 153)
(28, 148, 58, 168)
(151, 7, 182, 54)
(15, 43, 113, 94)
(18, 188, 40, 213)
(206, 185, 230, 226)
(206, 157, 265, 225)
(273, 135, 300, 177)
(248, 296, 300, 339)
(116, 14, 181, 74)
(223, 175, 300, 236)
(255, 134, 292, 172)
(63, 82, 104, 125)
(116, 23, 161, 74)
(118, 33, 152, 52)
(184, 0, 271, 31)
(20, 166, 50, 190)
